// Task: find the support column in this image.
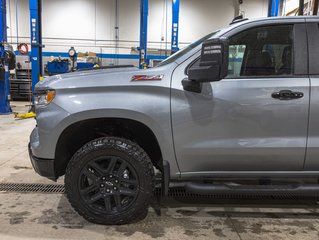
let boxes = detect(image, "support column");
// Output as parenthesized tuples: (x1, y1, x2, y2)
(268, 0, 281, 17)
(0, 0, 11, 114)
(29, 0, 43, 93)
(299, 0, 305, 15)
(313, 0, 318, 15)
(139, 0, 148, 69)
(171, 0, 180, 54)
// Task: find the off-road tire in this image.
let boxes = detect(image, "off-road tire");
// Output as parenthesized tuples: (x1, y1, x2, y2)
(65, 137, 155, 225)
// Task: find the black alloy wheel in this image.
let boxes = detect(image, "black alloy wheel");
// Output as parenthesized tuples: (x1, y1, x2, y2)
(65, 137, 154, 225)
(78, 156, 139, 214)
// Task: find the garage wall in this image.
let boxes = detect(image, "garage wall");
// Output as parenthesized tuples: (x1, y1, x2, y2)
(6, 0, 268, 66)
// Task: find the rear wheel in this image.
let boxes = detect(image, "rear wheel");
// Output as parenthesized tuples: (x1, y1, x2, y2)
(65, 137, 154, 225)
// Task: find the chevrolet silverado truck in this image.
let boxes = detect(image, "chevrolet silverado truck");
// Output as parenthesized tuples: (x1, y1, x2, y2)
(29, 16, 319, 225)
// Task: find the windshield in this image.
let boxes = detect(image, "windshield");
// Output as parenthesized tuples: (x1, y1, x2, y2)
(156, 30, 220, 67)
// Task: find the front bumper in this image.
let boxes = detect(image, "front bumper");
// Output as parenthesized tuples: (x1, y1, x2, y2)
(28, 143, 57, 181)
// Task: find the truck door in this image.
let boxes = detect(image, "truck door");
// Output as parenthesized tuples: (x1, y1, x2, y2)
(171, 23, 310, 174)
(304, 21, 319, 171)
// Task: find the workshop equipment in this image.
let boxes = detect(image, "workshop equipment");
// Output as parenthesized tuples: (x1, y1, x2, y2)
(68, 47, 77, 72)
(10, 63, 32, 101)
(17, 43, 29, 55)
(11, 46, 32, 101)
(14, 111, 36, 119)
(14, 43, 35, 119)
(76, 52, 99, 70)
(77, 62, 95, 70)
(46, 57, 69, 76)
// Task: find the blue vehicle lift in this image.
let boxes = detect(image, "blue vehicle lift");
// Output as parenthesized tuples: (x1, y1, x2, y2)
(27, 0, 179, 74)
(268, 0, 312, 17)
(139, 0, 180, 67)
(0, 0, 12, 114)
(139, 0, 149, 68)
(268, 0, 281, 17)
(29, 0, 43, 93)
(171, 0, 180, 54)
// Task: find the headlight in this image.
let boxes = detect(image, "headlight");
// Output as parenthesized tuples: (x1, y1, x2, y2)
(34, 90, 56, 107)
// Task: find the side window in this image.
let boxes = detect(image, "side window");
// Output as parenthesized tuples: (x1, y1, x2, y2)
(227, 25, 294, 78)
(228, 45, 246, 77)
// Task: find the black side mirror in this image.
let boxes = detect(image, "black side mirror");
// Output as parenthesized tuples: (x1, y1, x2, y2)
(188, 38, 229, 83)
(182, 78, 202, 93)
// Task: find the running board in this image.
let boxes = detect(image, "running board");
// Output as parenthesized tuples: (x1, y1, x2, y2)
(185, 183, 319, 196)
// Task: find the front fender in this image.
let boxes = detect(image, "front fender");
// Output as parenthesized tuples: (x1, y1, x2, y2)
(35, 106, 180, 178)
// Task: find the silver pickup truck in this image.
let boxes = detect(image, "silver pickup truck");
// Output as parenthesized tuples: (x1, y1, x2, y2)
(29, 16, 319, 225)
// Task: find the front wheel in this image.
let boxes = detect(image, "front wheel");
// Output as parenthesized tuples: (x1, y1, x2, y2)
(65, 137, 154, 225)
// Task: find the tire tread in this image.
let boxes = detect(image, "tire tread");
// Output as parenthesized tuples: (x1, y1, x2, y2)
(64, 137, 154, 225)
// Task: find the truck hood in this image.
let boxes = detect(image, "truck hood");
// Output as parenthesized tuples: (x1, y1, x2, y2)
(35, 65, 175, 91)
(35, 63, 176, 91)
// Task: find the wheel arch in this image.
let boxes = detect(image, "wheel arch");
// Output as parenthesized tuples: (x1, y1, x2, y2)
(54, 112, 166, 178)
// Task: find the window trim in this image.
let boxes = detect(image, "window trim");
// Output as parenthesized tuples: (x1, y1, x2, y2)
(225, 74, 308, 80)
(185, 56, 200, 76)
(185, 23, 309, 80)
(306, 22, 319, 75)
(224, 22, 308, 77)
(294, 23, 308, 75)
(227, 24, 295, 79)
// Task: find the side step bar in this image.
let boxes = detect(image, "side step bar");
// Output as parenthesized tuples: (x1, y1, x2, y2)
(185, 183, 319, 196)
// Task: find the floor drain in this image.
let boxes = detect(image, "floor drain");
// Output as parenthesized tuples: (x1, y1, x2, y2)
(0, 183, 65, 194)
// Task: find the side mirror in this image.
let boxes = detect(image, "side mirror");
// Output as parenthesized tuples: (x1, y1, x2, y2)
(188, 38, 229, 83)
(182, 78, 202, 93)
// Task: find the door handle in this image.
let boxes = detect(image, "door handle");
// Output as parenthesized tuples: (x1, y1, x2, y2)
(271, 90, 304, 100)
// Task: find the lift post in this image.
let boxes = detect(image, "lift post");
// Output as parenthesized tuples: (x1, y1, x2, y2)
(171, 0, 180, 54)
(268, 0, 281, 17)
(299, 0, 305, 15)
(139, 0, 148, 69)
(29, 0, 43, 93)
(0, 0, 11, 114)
(314, 0, 319, 15)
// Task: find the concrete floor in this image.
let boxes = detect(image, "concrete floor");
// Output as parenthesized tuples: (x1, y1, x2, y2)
(0, 102, 319, 240)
